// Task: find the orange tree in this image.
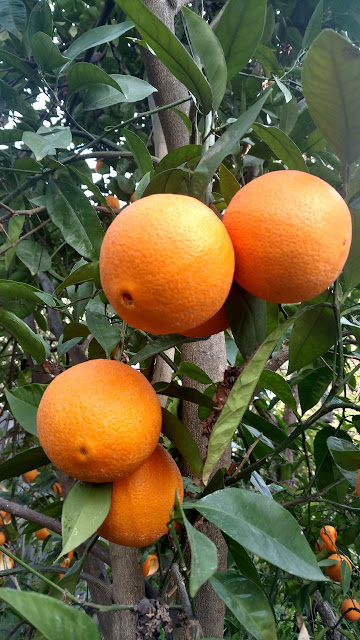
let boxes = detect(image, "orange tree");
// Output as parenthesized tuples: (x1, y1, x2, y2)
(0, 0, 360, 639)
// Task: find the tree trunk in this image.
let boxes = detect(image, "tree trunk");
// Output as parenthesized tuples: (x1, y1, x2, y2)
(110, 544, 145, 638)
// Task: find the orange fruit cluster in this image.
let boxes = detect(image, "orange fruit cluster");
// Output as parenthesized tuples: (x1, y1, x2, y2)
(37, 360, 183, 547)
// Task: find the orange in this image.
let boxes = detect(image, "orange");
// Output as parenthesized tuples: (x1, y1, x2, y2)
(105, 194, 120, 209)
(142, 554, 159, 577)
(0, 532, 6, 545)
(224, 170, 352, 303)
(356, 470, 360, 498)
(0, 512, 10, 526)
(95, 158, 103, 172)
(60, 550, 74, 579)
(325, 554, 352, 582)
(341, 599, 360, 621)
(22, 469, 39, 484)
(52, 482, 62, 496)
(35, 528, 50, 541)
(315, 538, 325, 553)
(320, 525, 337, 552)
(181, 305, 229, 338)
(37, 360, 162, 483)
(100, 194, 234, 334)
(98, 445, 184, 547)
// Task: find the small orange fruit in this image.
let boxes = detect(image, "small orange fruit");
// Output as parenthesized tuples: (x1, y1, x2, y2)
(224, 170, 352, 303)
(181, 305, 229, 338)
(105, 194, 120, 210)
(0, 512, 11, 526)
(59, 550, 74, 579)
(100, 194, 235, 335)
(315, 538, 325, 553)
(98, 445, 184, 547)
(320, 525, 337, 552)
(52, 482, 62, 496)
(35, 528, 50, 541)
(0, 552, 14, 570)
(142, 554, 159, 577)
(0, 532, 6, 545)
(22, 469, 39, 484)
(95, 158, 104, 172)
(325, 554, 352, 582)
(37, 360, 162, 483)
(341, 599, 360, 621)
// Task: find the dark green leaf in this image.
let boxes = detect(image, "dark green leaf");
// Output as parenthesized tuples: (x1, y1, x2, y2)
(298, 366, 333, 413)
(123, 129, 153, 178)
(5, 384, 46, 435)
(83, 74, 156, 110)
(0, 309, 45, 364)
(302, 128, 326, 153)
(0, 446, 49, 481)
(258, 370, 296, 412)
(191, 92, 269, 199)
(68, 62, 124, 95)
(225, 535, 261, 587)
(46, 180, 104, 260)
(214, 0, 267, 80)
(16, 240, 51, 275)
(129, 334, 200, 365)
(161, 408, 203, 476)
(242, 410, 286, 446)
(252, 124, 308, 172)
(341, 559, 352, 595)
(85, 312, 120, 358)
(153, 381, 214, 409)
(279, 96, 298, 136)
(0, 280, 54, 307)
(32, 32, 69, 72)
(219, 164, 240, 205)
(302, 0, 323, 49)
(64, 22, 134, 60)
(177, 361, 212, 385)
(182, 7, 227, 110)
(0, 589, 101, 640)
(343, 208, 360, 292)
(0, 50, 41, 85)
(57, 336, 82, 359)
(117, 0, 212, 114)
(177, 498, 217, 597)
(225, 283, 267, 359)
(302, 30, 360, 163)
(27, 1, 52, 42)
(155, 145, 201, 175)
(327, 436, 359, 487)
(61, 482, 112, 558)
(143, 168, 190, 197)
(210, 571, 276, 640)
(0, 0, 26, 39)
(67, 166, 110, 210)
(55, 262, 99, 294)
(254, 44, 280, 75)
(171, 107, 193, 135)
(330, 447, 360, 473)
(313, 427, 350, 503)
(0, 79, 39, 124)
(196, 489, 326, 581)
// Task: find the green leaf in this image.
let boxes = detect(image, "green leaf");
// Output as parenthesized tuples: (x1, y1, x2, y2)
(210, 571, 276, 640)
(273, 76, 292, 104)
(327, 436, 359, 486)
(214, 0, 267, 80)
(196, 489, 327, 581)
(298, 366, 333, 413)
(279, 96, 298, 136)
(129, 334, 201, 366)
(343, 208, 360, 292)
(116, 0, 212, 114)
(225, 535, 261, 587)
(27, 1, 52, 42)
(302, 29, 360, 163)
(0, 79, 39, 124)
(203, 315, 293, 483)
(123, 129, 153, 178)
(242, 410, 287, 446)
(0, 0, 26, 39)
(0, 309, 46, 364)
(225, 283, 267, 359)
(258, 370, 296, 412)
(55, 262, 99, 294)
(254, 44, 280, 75)
(5, 384, 46, 435)
(153, 381, 214, 409)
(341, 559, 352, 596)
(23, 127, 72, 161)
(32, 32, 69, 72)
(219, 164, 240, 205)
(57, 336, 82, 359)
(161, 408, 203, 476)
(16, 240, 51, 275)
(64, 21, 134, 61)
(0, 280, 54, 308)
(177, 499, 217, 597)
(0, 589, 101, 640)
(171, 107, 193, 135)
(67, 166, 110, 210)
(302, 128, 326, 153)
(85, 312, 120, 359)
(0, 446, 49, 481)
(0, 49, 42, 85)
(176, 361, 212, 385)
(68, 62, 125, 96)
(61, 481, 112, 558)
(143, 168, 190, 197)
(288, 294, 336, 373)
(83, 74, 157, 110)
(155, 145, 201, 175)
(182, 7, 227, 110)
(191, 91, 269, 199)
(302, 0, 323, 49)
(46, 180, 104, 260)
(314, 427, 350, 503)
(252, 124, 308, 172)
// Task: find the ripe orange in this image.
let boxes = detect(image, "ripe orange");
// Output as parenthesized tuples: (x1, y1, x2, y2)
(315, 538, 325, 553)
(0, 532, 6, 545)
(22, 469, 39, 484)
(0, 512, 10, 526)
(37, 360, 162, 483)
(341, 599, 360, 621)
(99, 194, 235, 335)
(105, 194, 120, 209)
(142, 554, 159, 577)
(52, 482, 62, 496)
(181, 305, 229, 338)
(35, 528, 50, 541)
(98, 445, 184, 547)
(223, 170, 352, 303)
(95, 158, 104, 172)
(325, 554, 352, 582)
(320, 525, 337, 552)
(60, 550, 74, 579)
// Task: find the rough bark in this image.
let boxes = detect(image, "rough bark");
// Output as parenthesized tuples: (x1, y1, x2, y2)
(313, 591, 346, 640)
(110, 544, 145, 638)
